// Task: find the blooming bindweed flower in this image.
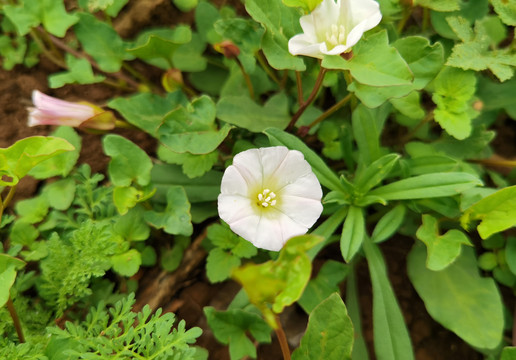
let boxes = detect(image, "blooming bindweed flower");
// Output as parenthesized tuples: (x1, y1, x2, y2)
(28, 90, 115, 130)
(288, 0, 382, 59)
(218, 146, 323, 251)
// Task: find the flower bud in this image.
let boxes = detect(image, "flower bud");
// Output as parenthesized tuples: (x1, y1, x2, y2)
(213, 40, 240, 59)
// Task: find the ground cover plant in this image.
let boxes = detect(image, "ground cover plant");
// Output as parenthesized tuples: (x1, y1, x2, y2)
(1, 0, 516, 359)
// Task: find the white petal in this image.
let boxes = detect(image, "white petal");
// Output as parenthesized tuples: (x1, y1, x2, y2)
(32, 90, 94, 120)
(289, 35, 326, 58)
(348, 0, 382, 29)
(299, 16, 318, 43)
(278, 172, 323, 200)
(258, 146, 290, 180)
(320, 43, 350, 55)
(345, 12, 382, 48)
(231, 148, 263, 188)
(218, 194, 257, 225)
(267, 149, 315, 189)
(220, 165, 249, 196)
(252, 210, 309, 251)
(276, 195, 323, 229)
(312, 0, 341, 34)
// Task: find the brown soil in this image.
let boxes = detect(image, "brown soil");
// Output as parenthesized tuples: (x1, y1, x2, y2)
(0, 1, 507, 359)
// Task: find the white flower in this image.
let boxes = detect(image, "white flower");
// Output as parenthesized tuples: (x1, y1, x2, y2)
(288, 0, 382, 59)
(218, 146, 323, 251)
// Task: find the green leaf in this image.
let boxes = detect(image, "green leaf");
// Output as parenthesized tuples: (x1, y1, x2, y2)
(157, 145, 218, 179)
(244, 0, 305, 70)
(207, 223, 257, 258)
(0, 136, 74, 186)
(407, 245, 504, 349)
(363, 238, 414, 360)
(49, 54, 105, 88)
(292, 293, 354, 360)
(282, 0, 322, 12)
(10, 221, 39, 247)
(232, 235, 323, 328)
(216, 93, 290, 132)
(28, 127, 81, 179)
(127, 27, 192, 69)
(0, 254, 25, 307)
(390, 92, 425, 120)
(413, 0, 460, 11)
(350, 37, 444, 108)
(144, 185, 193, 236)
(355, 154, 400, 195)
(372, 204, 406, 243)
(461, 185, 516, 239)
(158, 96, 232, 154)
(298, 261, 349, 314)
(322, 30, 413, 87)
(108, 92, 187, 136)
(111, 249, 141, 277)
(492, 0, 516, 26)
(264, 127, 347, 193)
(502, 347, 516, 360)
(432, 66, 478, 140)
(206, 248, 241, 283)
(74, 12, 132, 72)
(103, 134, 153, 187)
(340, 206, 365, 262)
(15, 196, 49, 224)
(114, 206, 150, 242)
(352, 103, 389, 165)
(204, 307, 271, 360)
(446, 16, 516, 82)
(369, 172, 482, 201)
(42, 178, 76, 210)
(416, 214, 471, 271)
(172, 33, 208, 72)
(4, 0, 78, 37)
(430, 0, 489, 39)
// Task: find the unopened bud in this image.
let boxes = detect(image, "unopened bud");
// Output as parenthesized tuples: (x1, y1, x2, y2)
(162, 69, 184, 92)
(214, 40, 240, 59)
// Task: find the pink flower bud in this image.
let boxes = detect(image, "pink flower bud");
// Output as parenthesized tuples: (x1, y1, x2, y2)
(27, 90, 116, 130)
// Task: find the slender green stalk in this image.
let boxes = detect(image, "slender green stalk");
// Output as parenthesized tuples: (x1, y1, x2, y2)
(235, 57, 255, 99)
(7, 296, 25, 343)
(400, 110, 434, 145)
(287, 67, 327, 131)
(307, 92, 353, 130)
(275, 316, 291, 360)
(256, 51, 281, 85)
(295, 71, 303, 105)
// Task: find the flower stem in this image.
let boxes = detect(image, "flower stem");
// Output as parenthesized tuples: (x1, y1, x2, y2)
(287, 67, 327, 131)
(235, 57, 255, 99)
(7, 296, 25, 343)
(307, 92, 353, 130)
(0, 185, 16, 221)
(295, 71, 303, 105)
(275, 316, 291, 360)
(256, 51, 281, 85)
(399, 110, 434, 145)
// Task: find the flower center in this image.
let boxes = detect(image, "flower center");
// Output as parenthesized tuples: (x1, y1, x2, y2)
(257, 188, 277, 208)
(325, 24, 347, 48)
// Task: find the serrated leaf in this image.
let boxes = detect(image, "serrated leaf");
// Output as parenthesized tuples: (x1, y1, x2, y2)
(108, 92, 188, 136)
(461, 185, 516, 239)
(292, 293, 353, 360)
(244, 0, 305, 71)
(446, 16, 516, 81)
(408, 245, 504, 349)
(144, 185, 193, 236)
(158, 96, 232, 154)
(492, 0, 516, 26)
(416, 214, 471, 271)
(322, 30, 413, 87)
(103, 134, 153, 187)
(217, 93, 290, 132)
(432, 66, 478, 140)
(74, 12, 132, 72)
(28, 127, 81, 179)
